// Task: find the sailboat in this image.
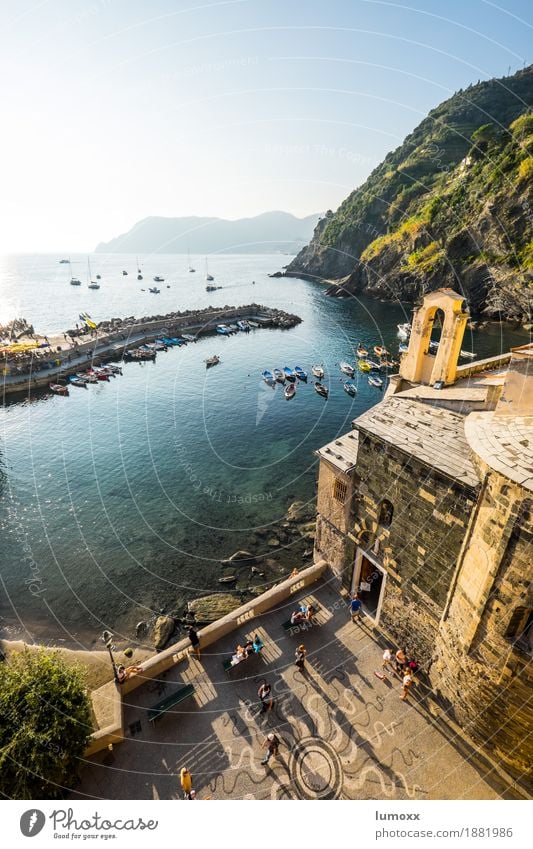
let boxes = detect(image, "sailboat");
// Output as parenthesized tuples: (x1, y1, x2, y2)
(69, 258, 82, 286)
(87, 257, 100, 289)
(137, 257, 143, 280)
(205, 258, 214, 281)
(188, 251, 195, 273)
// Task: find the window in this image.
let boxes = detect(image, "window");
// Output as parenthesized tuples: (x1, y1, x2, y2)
(378, 499, 394, 527)
(333, 478, 348, 503)
(505, 607, 532, 654)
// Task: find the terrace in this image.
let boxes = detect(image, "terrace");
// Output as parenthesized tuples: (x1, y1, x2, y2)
(75, 568, 517, 801)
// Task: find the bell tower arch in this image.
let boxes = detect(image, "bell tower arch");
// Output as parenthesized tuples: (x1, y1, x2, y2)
(400, 289, 469, 386)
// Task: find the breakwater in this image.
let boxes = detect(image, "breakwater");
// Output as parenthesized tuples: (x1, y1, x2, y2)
(1, 304, 301, 397)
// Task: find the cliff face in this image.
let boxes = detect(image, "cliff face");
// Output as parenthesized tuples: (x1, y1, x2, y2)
(287, 66, 533, 321)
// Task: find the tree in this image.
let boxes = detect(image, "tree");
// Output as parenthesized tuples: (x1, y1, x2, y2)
(0, 649, 92, 799)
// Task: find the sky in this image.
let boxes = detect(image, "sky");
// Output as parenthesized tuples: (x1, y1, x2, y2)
(0, 0, 531, 251)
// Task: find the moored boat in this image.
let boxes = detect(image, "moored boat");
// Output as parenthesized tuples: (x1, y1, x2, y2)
(284, 383, 296, 399)
(237, 320, 250, 331)
(122, 270, 128, 276)
(460, 350, 476, 359)
(343, 381, 357, 396)
(314, 382, 328, 398)
(273, 368, 285, 383)
(399, 343, 409, 354)
(182, 334, 197, 342)
(283, 366, 296, 382)
(312, 364, 324, 379)
(261, 369, 274, 383)
(81, 371, 98, 383)
(368, 375, 383, 388)
(358, 359, 371, 373)
(49, 383, 69, 395)
(205, 355, 220, 368)
(294, 365, 308, 381)
(374, 345, 389, 357)
(397, 323, 411, 338)
(153, 276, 164, 282)
(68, 376, 87, 388)
(366, 359, 381, 370)
(340, 361, 355, 377)
(149, 286, 160, 293)
(356, 345, 368, 357)
(216, 324, 231, 335)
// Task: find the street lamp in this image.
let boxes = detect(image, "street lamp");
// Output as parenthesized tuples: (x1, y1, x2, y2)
(102, 630, 119, 683)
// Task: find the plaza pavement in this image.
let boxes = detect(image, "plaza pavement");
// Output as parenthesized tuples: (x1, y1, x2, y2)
(75, 573, 519, 800)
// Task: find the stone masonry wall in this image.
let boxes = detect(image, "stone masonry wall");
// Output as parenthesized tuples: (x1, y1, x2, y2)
(433, 465, 533, 779)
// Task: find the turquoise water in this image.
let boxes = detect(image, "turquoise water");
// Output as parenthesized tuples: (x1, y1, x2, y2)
(0, 254, 527, 646)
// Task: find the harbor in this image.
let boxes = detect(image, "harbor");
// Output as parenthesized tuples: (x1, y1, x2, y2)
(1, 304, 301, 398)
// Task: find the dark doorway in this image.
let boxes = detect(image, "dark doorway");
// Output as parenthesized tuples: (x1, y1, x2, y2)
(357, 553, 385, 619)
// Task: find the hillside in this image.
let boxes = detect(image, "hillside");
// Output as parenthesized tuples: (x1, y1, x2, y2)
(286, 66, 533, 321)
(95, 211, 320, 255)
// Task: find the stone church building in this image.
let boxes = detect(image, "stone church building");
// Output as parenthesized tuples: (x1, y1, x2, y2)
(314, 289, 532, 780)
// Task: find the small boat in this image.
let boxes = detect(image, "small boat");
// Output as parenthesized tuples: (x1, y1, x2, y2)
(137, 258, 143, 280)
(273, 368, 285, 383)
(216, 325, 231, 335)
(397, 323, 411, 338)
(149, 287, 160, 293)
(343, 381, 357, 396)
(81, 372, 98, 383)
(206, 284, 217, 291)
(90, 369, 109, 381)
(374, 345, 389, 357)
(261, 369, 274, 383)
(153, 276, 164, 282)
(460, 350, 476, 359)
(88, 282, 100, 289)
(182, 334, 197, 342)
(312, 365, 324, 379)
(381, 360, 396, 369)
(70, 278, 82, 286)
(248, 321, 259, 328)
(237, 320, 250, 332)
(368, 376, 383, 388)
(187, 251, 195, 272)
(284, 383, 296, 400)
(96, 274, 101, 279)
(138, 273, 143, 280)
(205, 355, 220, 368)
(356, 345, 368, 357)
(399, 343, 409, 354)
(358, 359, 371, 373)
(294, 365, 308, 381)
(366, 359, 381, 370)
(218, 575, 237, 584)
(103, 364, 122, 374)
(283, 366, 296, 382)
(227, 324, 239, 333)
(340, 361, 355, 377)
(429, 340, 439, 352)
(50, 383, 69, 395)
(59, 258, 69, 263)
(205, 258, 214, 281)
(122, 270, 128, 276)
(314, 382, 328, 398)
(68, 376, 87, 388)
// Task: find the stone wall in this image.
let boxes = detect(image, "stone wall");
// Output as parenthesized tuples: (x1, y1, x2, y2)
(315, 459, 356, 581)
(433, 464, 533, 778)
(352, 430, 478, 610)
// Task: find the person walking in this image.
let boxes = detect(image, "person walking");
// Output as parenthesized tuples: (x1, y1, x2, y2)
(350, 593, 363, 623)
(395, 647, 407, 675)
(400, 670, 414, 701)
(382, 648, 393, 671)
(258, 681, 273, 714)
(180, 767, 193, 799)
(188, 625, 200, 659)
(261, 732, 280, 765)
(295, 644, 307, 671)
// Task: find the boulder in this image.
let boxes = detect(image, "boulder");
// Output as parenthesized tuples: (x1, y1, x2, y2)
(286, 500, 306, 520)
(188, 593, 242, 622)
(153, 615, 175, 651)
(224, 549, 256, 564)
(267, 537, 280, 547)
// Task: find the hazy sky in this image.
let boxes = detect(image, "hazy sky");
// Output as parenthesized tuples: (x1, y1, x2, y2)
(1, 0, 531, 251)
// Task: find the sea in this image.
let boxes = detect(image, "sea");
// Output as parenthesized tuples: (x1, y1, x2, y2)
(0, 253, 528, 647)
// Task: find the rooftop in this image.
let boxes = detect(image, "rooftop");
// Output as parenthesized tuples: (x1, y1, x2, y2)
(352, 397, 480, 488)
(465, 412, 533, 491)
(316, 430, 359, 473)
(75, 574, 512, 801)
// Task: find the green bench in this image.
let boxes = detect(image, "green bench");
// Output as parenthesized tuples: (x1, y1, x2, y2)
(147, 683, 195, 723)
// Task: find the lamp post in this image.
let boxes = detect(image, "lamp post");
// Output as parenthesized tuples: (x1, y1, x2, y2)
(102, 630, 119, 683)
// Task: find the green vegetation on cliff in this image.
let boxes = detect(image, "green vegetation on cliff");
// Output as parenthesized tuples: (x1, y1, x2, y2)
(288, 65, 533, 320)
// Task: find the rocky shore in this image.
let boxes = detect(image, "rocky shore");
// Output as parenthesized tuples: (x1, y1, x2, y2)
(126, 499, 317, 652)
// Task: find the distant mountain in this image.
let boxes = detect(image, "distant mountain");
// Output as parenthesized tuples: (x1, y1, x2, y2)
(287, 65, 533, 321)
(95, 211, 321, 254)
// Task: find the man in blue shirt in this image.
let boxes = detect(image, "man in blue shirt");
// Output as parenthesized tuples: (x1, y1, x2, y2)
(350, 593, 363, 623)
